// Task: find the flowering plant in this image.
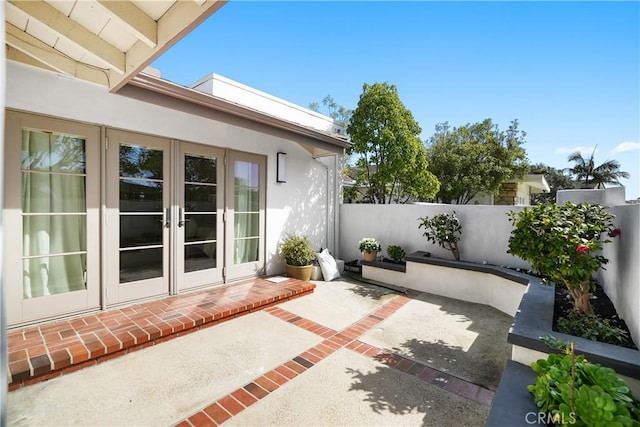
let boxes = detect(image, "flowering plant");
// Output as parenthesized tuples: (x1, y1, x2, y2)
(508, 202, 617, 315)
(359, 237, 381, 253)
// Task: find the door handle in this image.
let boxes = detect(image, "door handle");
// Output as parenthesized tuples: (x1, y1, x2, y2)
(161, 207, 171, 228)
(178, 207, 190, 227)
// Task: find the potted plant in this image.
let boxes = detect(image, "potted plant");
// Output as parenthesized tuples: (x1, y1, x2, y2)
(279, 234, 317, 281)
(359, 237, 381, 262)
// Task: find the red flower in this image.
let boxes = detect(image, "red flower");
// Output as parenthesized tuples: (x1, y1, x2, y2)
(576, 244, 589, 254)
(608, 228, 621, 238)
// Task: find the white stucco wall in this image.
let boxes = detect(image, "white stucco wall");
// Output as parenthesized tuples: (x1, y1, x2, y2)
(339, 203, 529, 268)
(557, 187, 627, 205)
(598, 204, 640, 346)
(6, 61, 338, 276)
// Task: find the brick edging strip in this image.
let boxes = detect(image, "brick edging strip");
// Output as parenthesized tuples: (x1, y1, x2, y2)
(177, 291, 494, 426)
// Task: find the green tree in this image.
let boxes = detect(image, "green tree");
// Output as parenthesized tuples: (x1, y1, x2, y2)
(309, 95, 353, 127)
(426, 119, 529, 204)
(530, 163, 575, 205)
(346, 82, 440, 204)
(566, 147, 630, 189)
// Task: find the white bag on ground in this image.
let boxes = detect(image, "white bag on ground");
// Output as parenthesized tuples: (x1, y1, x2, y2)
(316, 248, 341, 281)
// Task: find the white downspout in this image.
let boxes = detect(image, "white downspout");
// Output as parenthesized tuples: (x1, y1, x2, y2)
(313, 158, 331, 253)
(334, 154, 341, 259)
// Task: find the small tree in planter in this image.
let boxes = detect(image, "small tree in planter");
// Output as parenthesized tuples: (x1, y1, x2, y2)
(418, 211, 462, 260)
(507, 202, 616, 316)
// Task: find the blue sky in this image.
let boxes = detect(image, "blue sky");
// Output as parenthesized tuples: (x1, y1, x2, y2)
(152, 1, 640, 199)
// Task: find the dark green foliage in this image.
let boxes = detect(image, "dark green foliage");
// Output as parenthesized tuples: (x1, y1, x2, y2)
(529, 338, 640, 426)
(566, 147, 630, 189)
(426, 119, 529, 204)
(386, 245, 406, 263)
(558, 311, 629, 345)
(417, 212, 462, 260)
(507, 202, 616, 315)
(347, 82, 440, 203)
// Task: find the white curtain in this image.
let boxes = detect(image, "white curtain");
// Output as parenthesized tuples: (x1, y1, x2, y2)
(22, 130, 87, 298)
(234, 161, 260, 264)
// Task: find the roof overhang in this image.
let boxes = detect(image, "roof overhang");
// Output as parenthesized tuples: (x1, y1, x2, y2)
(122, 73, 350, 156)
(521, 174, 551, 193)
(5, 0, 226, 92)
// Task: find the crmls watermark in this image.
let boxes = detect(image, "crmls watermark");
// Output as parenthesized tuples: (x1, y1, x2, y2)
(525, 411, 577, 425)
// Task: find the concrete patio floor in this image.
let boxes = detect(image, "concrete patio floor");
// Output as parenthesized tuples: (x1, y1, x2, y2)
(7, 276, 513, 426)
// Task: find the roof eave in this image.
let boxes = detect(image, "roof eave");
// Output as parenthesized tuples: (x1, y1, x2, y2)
(126, 73, 351, 154)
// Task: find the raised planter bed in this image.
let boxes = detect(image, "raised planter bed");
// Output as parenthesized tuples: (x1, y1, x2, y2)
(362, 251, 527, 316)
(361, 251, 640, 422)
(508, 274, 640, 393)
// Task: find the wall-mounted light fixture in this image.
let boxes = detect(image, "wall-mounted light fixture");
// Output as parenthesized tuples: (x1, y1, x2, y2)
(276, 152, 287, 183)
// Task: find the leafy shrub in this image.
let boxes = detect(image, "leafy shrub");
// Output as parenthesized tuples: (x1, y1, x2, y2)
(418, 211, 461, 260)
(557, 311, 629, 345)
(279, 234, 316, 266)
(507, 202, 616, 315)
(529, 337, 640, 426)
(386, 245, 406, 263)
(359, 237, 381, 253)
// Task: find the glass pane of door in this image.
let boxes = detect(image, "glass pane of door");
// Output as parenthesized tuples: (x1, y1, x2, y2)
(233, 160, 260, 264)
(225, 151, 265, 282)
(105, 129, 170, 305)
(118, 144, 165, 283)
(177, 143, 224, 291)
(5, 111, 100, 326)
(22, 130, 88, 298)
(183, 154, 217, 272)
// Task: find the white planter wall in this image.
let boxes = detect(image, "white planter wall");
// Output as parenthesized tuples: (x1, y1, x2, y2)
(339, 203, 529, 269)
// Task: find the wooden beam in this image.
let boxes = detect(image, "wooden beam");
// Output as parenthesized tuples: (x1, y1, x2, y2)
(109, 0, 227, 92)
(8, 0, 125, 73)
(6, 45, 56, 72)
(96, 0, 157, 48)
(6, 23, 109, 86)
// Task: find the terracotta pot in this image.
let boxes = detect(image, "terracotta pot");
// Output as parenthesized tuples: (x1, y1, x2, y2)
(362, 251, 378, 262)
(285, 264, 314, 281)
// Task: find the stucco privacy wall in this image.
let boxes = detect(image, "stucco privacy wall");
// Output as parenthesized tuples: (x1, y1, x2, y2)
(597, 203, 640, 346)
(339, 203, 529, 268)
(5, 61, 336, 275)
(341, 202, 640, 345)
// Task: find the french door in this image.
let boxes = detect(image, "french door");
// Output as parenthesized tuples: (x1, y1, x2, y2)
(225, 151, 266, 281)
(105, 130, 171, 304)
(4, 112, 100, 325)
(5, 117, 267, 324)
(175, 143, 225, 291)
(106, 130, 264, 305)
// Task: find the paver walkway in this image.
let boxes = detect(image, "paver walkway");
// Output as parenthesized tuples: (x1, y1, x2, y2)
(7, 277, 509, 426)
(178, 290, 495, 426)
